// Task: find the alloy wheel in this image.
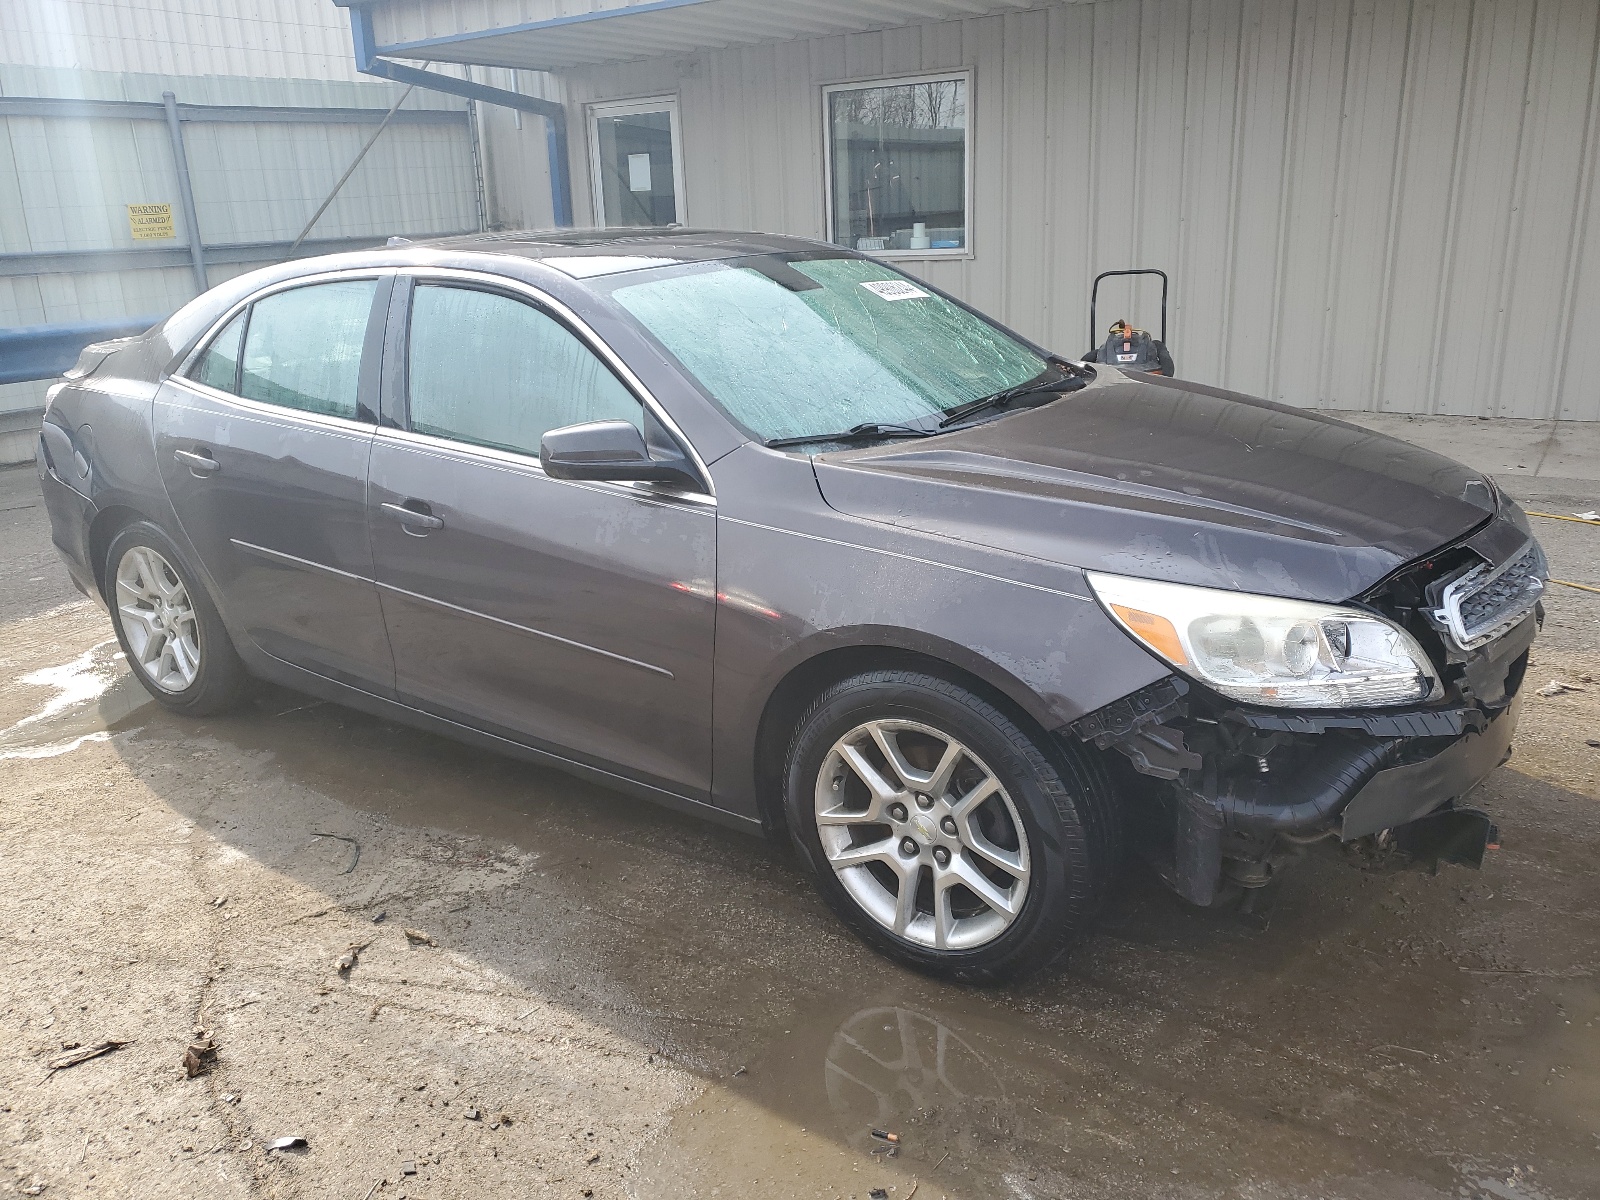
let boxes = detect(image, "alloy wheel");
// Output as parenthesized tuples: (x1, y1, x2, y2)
(814, 719, 1032, 951)
(115, 545, 201, 693)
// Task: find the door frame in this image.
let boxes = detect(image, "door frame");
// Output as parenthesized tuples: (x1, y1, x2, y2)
(380, 265, 715, 498)
(585, 94, 687, 228)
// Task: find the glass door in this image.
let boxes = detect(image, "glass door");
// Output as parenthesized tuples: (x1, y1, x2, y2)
(588, 97, 685, 227)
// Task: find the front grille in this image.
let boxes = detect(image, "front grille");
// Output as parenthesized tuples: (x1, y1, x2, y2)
(1432, 539, 1546, 650)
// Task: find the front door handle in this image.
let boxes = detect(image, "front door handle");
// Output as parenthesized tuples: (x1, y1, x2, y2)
(381, 501, 444, 533)
(174, 448, 220, 477)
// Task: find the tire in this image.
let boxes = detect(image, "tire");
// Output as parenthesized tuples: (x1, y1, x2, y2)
(105, 521, 249, 715)
(785, 670, 1115, 983)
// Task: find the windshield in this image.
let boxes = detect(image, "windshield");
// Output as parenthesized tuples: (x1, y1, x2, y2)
(608, 255, 1048, 442)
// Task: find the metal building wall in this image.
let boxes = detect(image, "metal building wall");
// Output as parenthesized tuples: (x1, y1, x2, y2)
(556, 0, 1600, 420)
(0, 0, 364, 81)
(0, 61, 481, 461)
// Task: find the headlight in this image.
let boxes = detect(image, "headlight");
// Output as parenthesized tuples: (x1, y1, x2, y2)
(1086, 572, 1440, 708)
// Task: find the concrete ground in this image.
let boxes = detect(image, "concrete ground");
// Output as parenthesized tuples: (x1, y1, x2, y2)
(1, 416, 1597, 1200)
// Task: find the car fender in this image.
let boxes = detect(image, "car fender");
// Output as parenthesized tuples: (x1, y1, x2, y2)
(708, 445, 1169, 821)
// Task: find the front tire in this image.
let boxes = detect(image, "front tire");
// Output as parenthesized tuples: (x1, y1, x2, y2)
(106, 521, 248, 715)
(785, 670, 1115, 983)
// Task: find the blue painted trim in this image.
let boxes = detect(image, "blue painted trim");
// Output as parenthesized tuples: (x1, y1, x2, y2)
(348, 8, 574, 226)
(0, 316, 164, 385)
(358, 56, 564, 120)
(350, 2, 380, 69)
(369, 0, 717, 57)
(545, 109, 573, 228)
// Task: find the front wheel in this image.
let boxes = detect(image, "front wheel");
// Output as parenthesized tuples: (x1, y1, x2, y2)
(785, 670, 1115, 983)
(106, 521, 248, 715)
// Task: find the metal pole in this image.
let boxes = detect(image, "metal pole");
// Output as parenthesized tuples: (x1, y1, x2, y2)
(289, 83, 414, 254)
(161, 91, 208, 295)
(467, 97, 489, 232)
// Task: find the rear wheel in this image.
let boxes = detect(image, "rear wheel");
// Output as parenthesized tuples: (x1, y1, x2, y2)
(786, 670, 1114, 982)
(106, 522, 248, 715)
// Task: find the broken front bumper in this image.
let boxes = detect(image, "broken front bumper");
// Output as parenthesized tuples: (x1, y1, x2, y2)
(1072, 614, 1533, 906)
(1337, 690, 1518, 840)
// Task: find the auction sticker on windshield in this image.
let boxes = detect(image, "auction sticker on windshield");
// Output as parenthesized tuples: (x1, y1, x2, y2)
(859, 279, 929, 301)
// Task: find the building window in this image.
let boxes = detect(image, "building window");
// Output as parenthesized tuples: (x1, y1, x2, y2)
(587, 96, 686, 227)
(824, 73, 970, 257)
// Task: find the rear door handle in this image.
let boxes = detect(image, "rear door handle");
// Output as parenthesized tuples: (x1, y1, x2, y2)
(174, 448, 220, 476)
(381, 501, 444, 533)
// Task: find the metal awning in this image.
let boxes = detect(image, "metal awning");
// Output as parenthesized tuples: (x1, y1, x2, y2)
(353, 0, 1070, 72)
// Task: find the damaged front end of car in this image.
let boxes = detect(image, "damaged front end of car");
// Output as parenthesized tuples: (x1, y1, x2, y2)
(1070, 516, 1547, 907)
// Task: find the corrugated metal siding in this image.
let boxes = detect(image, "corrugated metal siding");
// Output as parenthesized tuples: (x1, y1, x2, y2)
(0, 114, 187, 253)
(374, 0, 1077, 70)
(0, 100, 479, 270)
(0, 0, 362, 81)
(473, 66, 563, 231)
(558, 0, 1600, 419)
(0, 63, 463, 111)
(0, 67, 481, 431)
(181, 119, 478, 243)
(0, 2, 487, 452)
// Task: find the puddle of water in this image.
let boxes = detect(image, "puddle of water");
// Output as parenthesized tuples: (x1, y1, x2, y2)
(3, 641, 120, 730)
(0, 731, 112, 761)
(0, 640, 152, 757)
(1448, 1161, 1567, 1200)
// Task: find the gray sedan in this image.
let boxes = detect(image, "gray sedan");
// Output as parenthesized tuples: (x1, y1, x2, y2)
(37, 230, 1545, 981)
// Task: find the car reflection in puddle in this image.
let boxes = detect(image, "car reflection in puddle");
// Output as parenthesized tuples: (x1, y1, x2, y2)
(825, 1004, 1005, 1163)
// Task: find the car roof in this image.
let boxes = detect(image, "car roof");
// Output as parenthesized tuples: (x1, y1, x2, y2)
(398, 227, 838, 277)
(151, 228, 848, 370)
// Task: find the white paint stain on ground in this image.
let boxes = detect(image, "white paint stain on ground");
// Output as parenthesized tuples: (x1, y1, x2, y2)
(0, 640, 124, 757)
(0, 731, 112, 761)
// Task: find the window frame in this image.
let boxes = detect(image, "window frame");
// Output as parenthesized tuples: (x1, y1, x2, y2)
(175, 268, 390, 429)
(585, 94, 688, 228)
(187, 307, 250, 395)
(398, 278, 645, 461)
(382, 267, 715, 501)
(820, 69, 975, 262)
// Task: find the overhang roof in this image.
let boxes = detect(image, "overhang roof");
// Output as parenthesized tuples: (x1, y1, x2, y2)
(358, 0, 1073, 73)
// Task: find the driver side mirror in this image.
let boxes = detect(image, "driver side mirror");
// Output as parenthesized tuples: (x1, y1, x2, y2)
(539, 419, 703, 492)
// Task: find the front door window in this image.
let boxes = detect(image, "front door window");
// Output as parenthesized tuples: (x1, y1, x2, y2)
(406, 284, 641, 455)
(589, 97, 684, 227)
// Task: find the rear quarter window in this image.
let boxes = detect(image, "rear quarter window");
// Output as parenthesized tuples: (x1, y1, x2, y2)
(189, 312, 245, 392)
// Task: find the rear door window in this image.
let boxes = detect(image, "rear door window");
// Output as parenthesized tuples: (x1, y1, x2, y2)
(238, 280, 377, 419)
(405, 284, 641, 457)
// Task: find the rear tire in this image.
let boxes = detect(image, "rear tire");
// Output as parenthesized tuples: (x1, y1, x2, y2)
(785, 670, 1115, 983)
(105, 521, 248, 716)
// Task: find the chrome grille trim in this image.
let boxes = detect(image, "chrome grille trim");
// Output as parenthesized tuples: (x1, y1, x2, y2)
(1431, 539, 1546, 651)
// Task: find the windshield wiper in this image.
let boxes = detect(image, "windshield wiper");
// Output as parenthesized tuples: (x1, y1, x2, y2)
(765, 422, 939, 450)
(937, 367, 1089, 428)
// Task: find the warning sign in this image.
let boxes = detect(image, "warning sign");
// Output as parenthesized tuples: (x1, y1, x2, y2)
(127, 203, 175, 240)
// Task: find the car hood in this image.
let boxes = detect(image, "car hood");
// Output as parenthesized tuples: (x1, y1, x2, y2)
(811, 373, 1496, 602)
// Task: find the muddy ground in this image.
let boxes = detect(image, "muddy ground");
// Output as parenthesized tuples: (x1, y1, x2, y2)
(1, 459, 1597, 1200)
